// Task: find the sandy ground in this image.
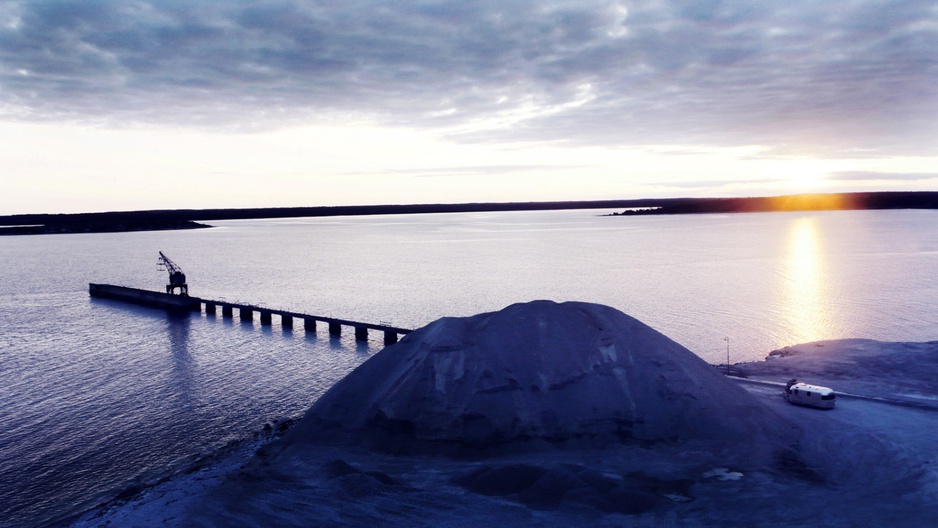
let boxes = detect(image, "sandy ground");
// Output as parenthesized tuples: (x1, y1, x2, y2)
(70, 339, 938, 527)
(737, 338, 938, 408)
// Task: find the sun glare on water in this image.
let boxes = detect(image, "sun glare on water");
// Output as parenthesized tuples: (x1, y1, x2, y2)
(782, 217, 832, 343)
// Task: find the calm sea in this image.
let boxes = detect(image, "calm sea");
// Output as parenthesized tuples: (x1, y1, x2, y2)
(1, 208, 936, 526)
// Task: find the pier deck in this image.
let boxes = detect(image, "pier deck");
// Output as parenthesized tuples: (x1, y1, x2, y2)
(89, 283, 412, 344)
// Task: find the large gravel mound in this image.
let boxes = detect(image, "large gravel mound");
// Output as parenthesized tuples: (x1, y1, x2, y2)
(285, 301, 799, 460)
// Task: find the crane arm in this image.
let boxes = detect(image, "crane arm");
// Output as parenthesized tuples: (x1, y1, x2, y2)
(158, 251, 183, 275)
(158, 251, 189, 295)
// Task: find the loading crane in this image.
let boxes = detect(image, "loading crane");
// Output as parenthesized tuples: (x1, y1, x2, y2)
(157, 251, 189, 296)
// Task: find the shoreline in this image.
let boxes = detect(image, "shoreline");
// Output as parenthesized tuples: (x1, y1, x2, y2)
(64, 338, 938, 526)
(64, 418, 297, 528)
(1, 199, 654, 236)
(3, 191, 937, 236)
(0, 220, 210, 236)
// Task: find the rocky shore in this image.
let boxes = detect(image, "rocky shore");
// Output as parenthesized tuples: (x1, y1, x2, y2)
(69, 304, 938, 527)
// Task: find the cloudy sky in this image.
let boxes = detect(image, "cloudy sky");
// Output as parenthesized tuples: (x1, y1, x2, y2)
(1, 0, 936, 214)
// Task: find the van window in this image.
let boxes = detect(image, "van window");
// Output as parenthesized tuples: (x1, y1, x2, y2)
(821, 394, 835, 400)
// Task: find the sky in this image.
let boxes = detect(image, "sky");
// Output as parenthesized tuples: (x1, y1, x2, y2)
(1, 0, 936, 215)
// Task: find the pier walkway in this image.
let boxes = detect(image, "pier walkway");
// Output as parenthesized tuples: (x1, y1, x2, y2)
(201, 298, 411, 344)
(89, 283, 412, 344)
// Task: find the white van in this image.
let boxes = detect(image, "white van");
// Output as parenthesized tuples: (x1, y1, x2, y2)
(784, 379, 836, 409)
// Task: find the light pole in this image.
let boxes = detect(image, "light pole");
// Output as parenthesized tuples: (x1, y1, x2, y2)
(724, 337, 730, 375)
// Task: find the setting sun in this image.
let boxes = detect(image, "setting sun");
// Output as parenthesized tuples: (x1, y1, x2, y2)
(769, 159, 834, 192)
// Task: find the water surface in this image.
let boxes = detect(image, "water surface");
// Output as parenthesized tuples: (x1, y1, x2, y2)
(1, 208, 936, 526)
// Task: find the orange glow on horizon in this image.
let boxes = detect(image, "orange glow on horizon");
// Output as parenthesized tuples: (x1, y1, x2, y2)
(766, 193, 857, 212)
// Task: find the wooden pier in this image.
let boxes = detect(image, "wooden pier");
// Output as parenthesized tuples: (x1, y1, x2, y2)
(89, 283, 412, 345)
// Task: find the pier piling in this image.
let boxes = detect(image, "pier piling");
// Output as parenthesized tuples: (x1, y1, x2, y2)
(355, 326, 368, 341)
(89, 284, 412, 346)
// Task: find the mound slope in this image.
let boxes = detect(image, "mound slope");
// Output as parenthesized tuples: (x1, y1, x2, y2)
(285, 301, 798, 461)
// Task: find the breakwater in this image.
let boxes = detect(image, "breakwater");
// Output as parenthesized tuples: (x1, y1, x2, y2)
(88, 283, 412, 344)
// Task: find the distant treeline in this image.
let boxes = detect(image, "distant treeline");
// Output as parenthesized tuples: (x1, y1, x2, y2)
(2, 192, 936, 235)
(0, 219, 211, 235)
(0, 200, 662, 235)
(610, 191, 938, 216)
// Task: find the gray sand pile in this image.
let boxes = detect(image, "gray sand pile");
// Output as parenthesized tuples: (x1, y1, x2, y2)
(284, 300, 800, 462)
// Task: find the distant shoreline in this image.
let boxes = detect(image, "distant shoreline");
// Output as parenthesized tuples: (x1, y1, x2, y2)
(0, 199, 671, 236)
(2, 191, 936, 236)
(0, 219, 211, 236)
(606, 191, 938, 216)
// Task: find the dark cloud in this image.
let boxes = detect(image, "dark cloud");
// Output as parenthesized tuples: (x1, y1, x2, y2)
(1, 0, 935, 154)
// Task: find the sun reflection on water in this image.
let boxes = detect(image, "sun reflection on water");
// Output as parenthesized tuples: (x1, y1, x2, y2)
(782, 217, 830, 343)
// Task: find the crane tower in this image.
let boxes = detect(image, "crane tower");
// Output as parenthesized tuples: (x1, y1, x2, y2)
(157, 251, 189, 296)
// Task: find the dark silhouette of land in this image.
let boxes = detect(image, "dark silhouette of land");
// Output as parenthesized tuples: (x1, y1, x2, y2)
(0, 199, 670, 235)
(608, 191, 938, 216)
(2, 192, 936, 235)
(0, 217, 211, 235)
